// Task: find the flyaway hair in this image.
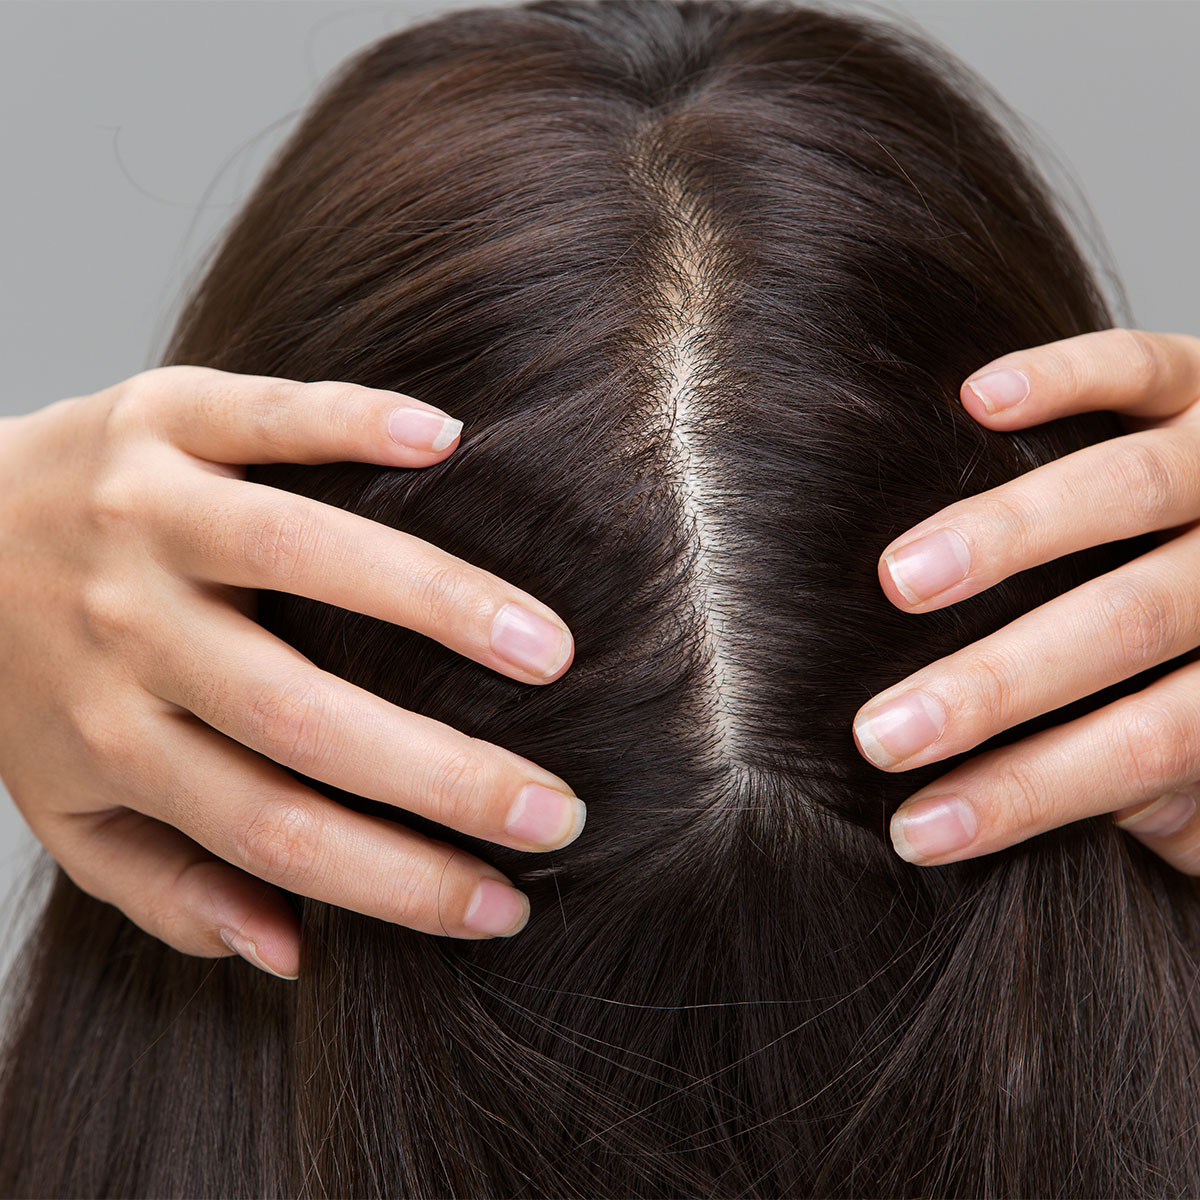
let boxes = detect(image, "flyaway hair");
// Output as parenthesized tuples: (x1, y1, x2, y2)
(3, 1, 1200, 1196)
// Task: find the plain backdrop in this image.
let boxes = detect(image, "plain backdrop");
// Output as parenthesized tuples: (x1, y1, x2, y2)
(2, 0, 1198, 969)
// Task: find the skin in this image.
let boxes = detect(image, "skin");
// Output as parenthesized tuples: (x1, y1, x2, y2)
(853, 327, 1200, 882)
(0, 366, 586, 980)
(5, 329, 1196, 980)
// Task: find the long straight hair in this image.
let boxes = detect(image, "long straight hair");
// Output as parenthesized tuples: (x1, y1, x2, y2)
(4, 1, 1199, 1196)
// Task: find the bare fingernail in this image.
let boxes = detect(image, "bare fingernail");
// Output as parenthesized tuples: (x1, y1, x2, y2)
(505, 783, 586, 850)
(463, 878, 531, 937)
(388, 405, 463, 452)
(965, 367, 1030, 414)
(891, 794, 977, 863)
(219, 928, 299, 980)
(854, 690, 946, 768)
(883, 529, 971, 604)
(1113, 789, 1198, 837)
(491, 603, 572, 678)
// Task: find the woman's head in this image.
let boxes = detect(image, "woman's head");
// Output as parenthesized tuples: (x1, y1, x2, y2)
(166, 0, 1126, 847)
(4, 1, 1200, 1196)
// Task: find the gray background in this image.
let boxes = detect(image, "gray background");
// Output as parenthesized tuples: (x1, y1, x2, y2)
(2, 1, 1198, 963)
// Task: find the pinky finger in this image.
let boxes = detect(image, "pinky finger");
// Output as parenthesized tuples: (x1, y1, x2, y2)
(53, 808, 302, 979)
(1113, 787, 1200, 876)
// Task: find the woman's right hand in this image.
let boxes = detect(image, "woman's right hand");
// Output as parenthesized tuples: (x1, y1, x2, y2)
(0, 366, 584, 979)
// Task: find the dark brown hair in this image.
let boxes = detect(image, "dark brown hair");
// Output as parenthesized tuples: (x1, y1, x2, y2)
(4, 1, 1199, 1195)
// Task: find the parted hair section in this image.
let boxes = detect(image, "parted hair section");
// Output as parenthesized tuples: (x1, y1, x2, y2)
(3, 1, 1200, 1197)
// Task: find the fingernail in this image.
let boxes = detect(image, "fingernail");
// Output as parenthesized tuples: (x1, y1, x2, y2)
(505, 783, 586, 850)
(1113, 789, 1198, 837)
(491, 603, 571, 677)
(854, 690, 946, 768)
(388, 405, 463, 451)
(463, 878, 531, 937)
(891, 794, 977, 863)
(219, 928, 299, 980)
(965, 368, 1030, 414)
(883, 529, 971, 604)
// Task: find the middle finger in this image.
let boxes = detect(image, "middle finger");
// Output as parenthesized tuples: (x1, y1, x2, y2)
(853, 523, 1200, 773)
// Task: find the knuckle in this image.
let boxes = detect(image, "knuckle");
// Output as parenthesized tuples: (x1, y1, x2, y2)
(196, 374, 302, 461)
(79, 576, 139, 647)
(305, 380, 363, 426)
(131, 363, 197, 392)
(242, 380, 299, 457)
(104, 375, 153, 434)
(1118, 701, 1196, 795)
(251, 379, 361, 458)
(993, 755, 1050, 831)
(247, 676, 331, 770)
(1099, 578, 1176, 664)
(91, 465, 147, 531)
(426, 743, 491, 828)
(73, 697, 137, 766)
(379, 857, 442, 929)
(241, 506, 312, 584)
(976, 489, 1041, 563)
(237, 799, 323, 888)
(104, 367, 193, 440)
(957, 645, 1016, 729)
(395, 846, 478, 932)
(1112, 327, 1165, 392)
(1105, 440, 1177, 525)
(1038, 343, 1085, 401)
(158, 783, 204, 833)
(142, 895, 193, 952)
(134, 363, 220, 405)
(412, 562, 478, 631)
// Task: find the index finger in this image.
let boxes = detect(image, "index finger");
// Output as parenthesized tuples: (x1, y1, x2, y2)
(120, 364, 465, 467)
(958, 328, 1200, 429)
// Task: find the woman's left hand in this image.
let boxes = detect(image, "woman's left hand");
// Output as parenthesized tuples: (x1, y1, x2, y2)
(851, 327, 1200, 873)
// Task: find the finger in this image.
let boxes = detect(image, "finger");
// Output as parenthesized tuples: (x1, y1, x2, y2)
(854, 524, 1200, 773)
(150, 469, 574, 684)
(48, 806, 302, 977)
(128, 709, 534, 939)
(1112, 786, 1200, 875)
(876, 423, 1200, 614)
(122, 364, 464, 467)
(883, 653, 1200, 868)
(141, 591, 586, 855)
(958, 327, 1200, 428)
